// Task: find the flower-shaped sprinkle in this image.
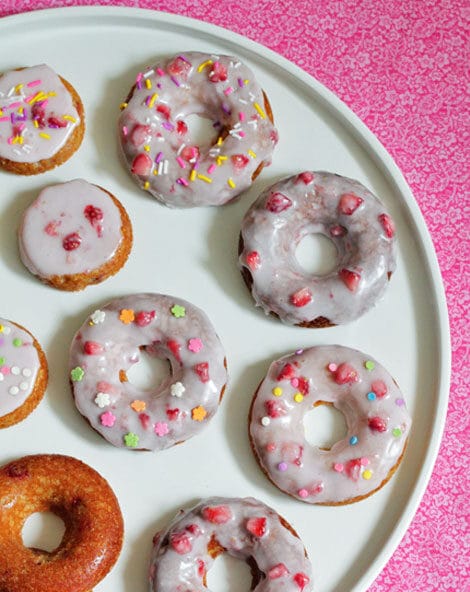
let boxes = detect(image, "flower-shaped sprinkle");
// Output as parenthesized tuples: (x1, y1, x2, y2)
(100, 411, 116, 427)
(188, 338, 203, 353)
(131, 400, 146, 412)
(119, 309, 135, 324)
(124, 432, 139, 448)
(94, 392, 110, 408)
(170, 304, 186, 318)
(71, 366, 85, 382)
(154, 422, 169, 437)
(170, 382, 185, 398)
(90, 309, 106, 325)
(192, 405, 207, 422)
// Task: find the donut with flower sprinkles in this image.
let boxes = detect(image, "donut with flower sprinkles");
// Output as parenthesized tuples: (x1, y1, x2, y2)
(69, 293, 227, 451)
(239, 171, 396, 326)
(0, 64, 84, 174)
(0, 318, 48, 428)
(249, 345, 411, 505)
(118, 52, 278, 207)
(149, 496, 313, 591)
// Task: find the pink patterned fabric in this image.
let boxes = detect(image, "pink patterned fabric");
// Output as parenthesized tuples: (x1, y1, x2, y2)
(0, 1, 468, 589)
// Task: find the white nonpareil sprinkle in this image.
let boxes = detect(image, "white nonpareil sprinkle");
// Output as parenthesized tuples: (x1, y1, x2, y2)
(19, 382, 29, 391)
(90, 310, 106, 324)
(170, 382, 185, 398)
(11, 366, 20, 375)
(22, 368, 32, 377)
(261, 416, 271, 427)
(94, 392, 110, 408)
(9, 386, 19, 395)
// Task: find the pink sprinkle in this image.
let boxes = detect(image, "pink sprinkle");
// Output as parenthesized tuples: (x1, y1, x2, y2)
(188, 338, 203, 353)
(17, 123, 25, 132)
(122, 126, 128, 137)
(333, 462, 344, 472)
(8, 102, 21, 109)
(27, 79, 42, 87)
(207, 163, 216, 174)
(156, 67, 165, 76)
(154, 422, 169, 437)
(266, 442, 276, 452)
(176, 156, 186, 169)
(100, 411, 116, 427)
(0, 116, 9, 122)
(0, 366, 11, 375)
(176, 177, 189, 187)
(239, 130, 246, 137)
(298, 489, 309, 498)
(224, 86, 234, 95)
(239, 111, 246, 122)
(328, 363, 338, 372)
(360, 457, 369, 466)
(170, 76, 180, 87)
(155, 151, 164, 163)
(7, 137, 14, 145)
(290, 377, 299, 388)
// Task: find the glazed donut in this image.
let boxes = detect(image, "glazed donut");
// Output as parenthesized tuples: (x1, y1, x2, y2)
(249, 345, 411, 505)
(69, 293, 228, 450)
(239, 171, 396, 327)
(149, 497, 313, 591)
(0, 64, 84, 175)
(118, 51, 278, 208)
(0, 454, 123, 592)
(18, 179, 133, 291)
(0, 318, 48, 428)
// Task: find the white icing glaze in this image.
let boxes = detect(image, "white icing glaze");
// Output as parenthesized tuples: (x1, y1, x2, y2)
(18, 180, 124, 278)
(69, 294, 227, 451)
(149, 497, 313, 591)
(239, 171, 396, 325)
(0, 64, 80, 163)
(118, 52, 278, 208)
(0, 319, 40, 418)
(249, 345, 411, 504)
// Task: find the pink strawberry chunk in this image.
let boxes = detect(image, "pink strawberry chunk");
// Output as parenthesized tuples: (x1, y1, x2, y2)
(156, 103, 171, 120)
(167, 339, 182, 363)
(167, 56, 192, 78)
(169, 531, 192, 554)
(231, 154, 250, 169)
(209, 61, 228, 82)
(268, 563, 289, 579)
(368, 416, 388, 432)
(333, 362, 359, 385)
(131, 153, 152, 176)
(166, 408, 180, 421)
(296, 171, 314, 184)
(276, 363, 296, 381)
(193, 362, 210, 383)
(246, 251, 261, 271)
(371, 379, 387, 398)
(201, 505, 232, 524)
(344, 458, 362, 481)
(338, 192, 363, 215)
(378, 213, 395, 238)
(246, 517, 267, 537)
(290, 288, 313, 307)
(265, 399, 287, 418)
(135, 310, 156, 327)
(83, 341, 103, 355)
(176, 120, 188, 135)
(47, 116, 67, 128)
(62, 232, 81, 251)
(130, 124, 151, 146)
(293, 572, 310, 589)
(265, 192, 292, 213)
(339, 269, 361, 292)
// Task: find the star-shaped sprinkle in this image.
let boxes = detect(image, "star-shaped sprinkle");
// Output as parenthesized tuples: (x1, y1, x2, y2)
(94, 392, 110, 408)
(100, 411, 116, 427)
(124, 432, 139, 448)
(119, 309, 135, 324)
(170, 304, 186, 318)
(131, 400, 146, 412)
(90, 310, 106, 325)
(170, 382, 185, 397)
(154, 422, 169, 437)
(188, 338, 203, 353)
(191, 405, 207, 422)
(71, 366, 85, 382)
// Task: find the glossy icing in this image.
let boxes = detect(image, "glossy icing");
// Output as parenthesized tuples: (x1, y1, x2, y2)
(118, 52, 278, 208)
(149, 497, 313, 591)
(239, 171, 396, 325)
(69, 294, 227, 451)
(249, 345, 411, 504)
(0, 319, 40, 418)
(0, 64, 80, 163)
(19, 179, 124, 278)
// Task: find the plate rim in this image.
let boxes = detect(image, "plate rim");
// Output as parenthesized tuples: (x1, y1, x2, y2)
(0, 6, 452, 591)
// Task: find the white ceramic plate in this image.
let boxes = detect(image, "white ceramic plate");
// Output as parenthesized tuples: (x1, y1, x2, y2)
(0, 7, 450, 592)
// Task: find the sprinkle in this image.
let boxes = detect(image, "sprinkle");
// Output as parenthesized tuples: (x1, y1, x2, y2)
(119, 309, 135, 324)
(0, 366, 10, 375)
(143, 145, 151, 152)
(119, 370, 128, 383)
(365, 360, 375, 371)
(71, 366, 85, 382)
(100, 411, 116, 427)
(0, 357, 4, 365)
(0, 374, 3, 382)
(216, 155, 227, 166)
(9, 386, 19, 395)
(170, 76, 180, 87)
(90, 310, 106, 324)
(192, 405, 207, 422)
(395, 398, 405, 407)
(155, 151, 164, 163)
(198, 59, 213, 72)
(131, 400, 146, 412)
(253, 102, 266, 118)
(124, 432, 139, 448)
(298, 489, 309, 498)
(11, 366, 20, 375)
(239, 111, 246, 122)
(162, 121, 174, 131)
(170, 382, 185, 397)
(176, 177, 189, 187)
(122, 125, 128, 136)
(143, 181, 150, 190)
(261, 416, 270, 427)
(94, 392, 110, 408)
(362, 469, 373, 480)
(189, 169, 197, 181)
(360, 457, 369, 466)
(188, 338, 203, 353)
(272, 387, 283, 397)
(224, 86, 234, 95)
(237, 77, 244, 87)
(19, 382, 29, 391)
(27, 79, 41, 87)
(176, 156, 186, 168)
(0, 325, 9, 334)
(12, 338, 22, 347)
(366, 392, 377, 401)
(156, 67, 165, 76)
(197, 174, 212, 184)
(207, 163, 216, 174)
(277, 462, 288, 472)
(294, 393, 304, 403)
(216, 136, 224, 146)
(349, 436, 359, 445)
(120, 102, 128, 110)
(145, 78, 152, 89)
(227, 178, 236, 188)
(171, 304, 186, 318)
(154, 422, 169, 437)
(63, 115, 77, 123)
(295, 349, 304, 355)
(333, 463, 344, 472)
(22, 368, 32, 377)
(148, 93, 158, 108)
(328, 363, 337, 372)
(392, 427, 402, 437)
(39, 132, 51, 140)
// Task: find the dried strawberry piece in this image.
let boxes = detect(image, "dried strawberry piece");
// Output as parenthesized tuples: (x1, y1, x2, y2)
(47, 116, 67, 128)
(368, 416, 387, 432)
(197, 559, 205, 577)
(265, 192, 292, 213)
(296, 171, 314, 185)
(371, 380, 387, 398)
(44, 220, 60, 236)
(201, 505, 232, 524)
(169, 531, 192, 554)
(139, 413, 151, 430)
(268, 563, 289, 579)
(167, 56, 192, 78)
(296, 376, 310, 395)
(84, 205, 103, 225)
(333, 362, 359, 385)
(246, 517, 267, 537)
(265, 399, 287, 418)
(83, 341, 103, 355)
(130, 124, 151, 146)
(176, 120, 188, 135)
(276, 363, 296, 382)
(156, 103, 171, 120)
(330, 224, 347, 237)
(290, 288, 313, 307)
(166, 408, 180, 421)
(62, 232, 81, 251)
(180, 145, 199, 162)
(209, 61, 228, 82)
(231, 154, 249, 169)
(185, 523, 202, 536)
(131, 153, 152, 176)
(339, 269, 361, 292)
(378, 213, 395, 238)
(246, 251, 260, 271)
(31, 103, 45, 128)
(293, 572, 310, 589)
(344, 458, 362, 481)
(193, 362, 209, 383)
(135, 310, 156, 327)
(338, 193, 363, 215)
(167, 339, 182, 363)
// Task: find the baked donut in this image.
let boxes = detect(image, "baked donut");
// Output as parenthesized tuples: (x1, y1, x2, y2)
(239, 171, 396, 327)
(149, 497, 313, 591)
(69, 293, 228, 450)
(18, 179, 133, 291)
(0, 318, 48, 428)
(249, 345, 411, 505)
(0, 64, 84, 175)
(118, 52, 278, 208)
(0, 454, 123, 592)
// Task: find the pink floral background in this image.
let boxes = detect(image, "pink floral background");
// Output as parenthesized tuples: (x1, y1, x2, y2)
(1, 0, 468, 589)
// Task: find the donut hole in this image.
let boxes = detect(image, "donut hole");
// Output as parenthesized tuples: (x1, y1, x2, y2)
(303, 401, 348, 450)
(184, 113, 221, 151)
(295, 233, 338, 276)
(125, 347, 171, 390)
(206, 553, 255, 590)
(22, 511, 66, 553)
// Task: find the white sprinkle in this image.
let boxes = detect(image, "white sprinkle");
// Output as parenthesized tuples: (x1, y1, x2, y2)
(143, 69, 154, 78)
(0, 374, 4, 382)
(163, 159, 169, 174)
(261, 416, 271, 427)
(94, 392, 110, 408)
(170, 382, 185, 398)
(177, 143, 186, 156)
(90, 310, 106, 324)
(9, 386, 19, 395)
(238, 98, 248, 104)
(157, 161, 164, 175)
(2, 326, 11, 335)
(19, 382, 29, 391)
(11, 366, 20, 375)
(22, 368, 32, 377)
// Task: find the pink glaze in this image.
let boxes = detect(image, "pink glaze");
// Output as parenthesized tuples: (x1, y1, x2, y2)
(118, 52, 278, 208)
(239, 172, 396, 326)
(0, 319, 40, 419)
(18, 180, 124, 279)
(149, 497, 313, 591)
(69, 293, 227, 451)
(249, 345, 411, 504)
(0, 64, 80, 163)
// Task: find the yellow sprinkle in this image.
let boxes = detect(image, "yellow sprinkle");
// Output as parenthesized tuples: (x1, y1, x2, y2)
(47, 91, 57, 97)
(0, 109, 2, 116)
(143, 145, 150, 152)
(362, 469, 372, 480)
(253, 102, 266, 119)
(0, 324, 3, 332)
(197, 174, 213, 184)
(272, 387, 283, 397)
(216, 136, 224, 146)
(145, 78, 152, 89)
(143, 181, 150, 190)
(17, 136, 24, 145)
(63, 115, 77, 122)
(244, 79, 249, 85)
(39, 133, 51, 140)
(15, 83, 24, 93)
(120, 102, 128, 110)
(148, 93, 159, 108)
(18, 106, 24, 114)
(31, 92, 46, 104)
(153, 169, 158, 176)
(294, 393, 304, 403)
(227, 178, 236, 188)
(33, 120, 39, 128)
(189, 169, 197, 182)
(216, 155, 227, 166)
(197, 59, 213, 72)
(248, 149, 257, 158)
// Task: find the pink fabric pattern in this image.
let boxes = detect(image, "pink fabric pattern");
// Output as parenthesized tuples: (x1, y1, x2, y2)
(0, 1, 468, 590)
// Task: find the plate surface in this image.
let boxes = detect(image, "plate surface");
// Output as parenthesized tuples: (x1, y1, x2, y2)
(0, 7, 450, 592)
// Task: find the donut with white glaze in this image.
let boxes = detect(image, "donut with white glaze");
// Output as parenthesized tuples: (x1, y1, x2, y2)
(118, 52, 278, 208)
(18, 179, 133, 291)
(69, 293, 227, 451)
(149, 497, 313, 591)
(0, 64, 84, 175)
(239, 171, 396, 327)
(0, 318, 48, 428)
(249, 345, 411, 505)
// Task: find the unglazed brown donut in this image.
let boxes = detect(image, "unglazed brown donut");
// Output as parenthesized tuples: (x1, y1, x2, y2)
(0, 454, 123, 592)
